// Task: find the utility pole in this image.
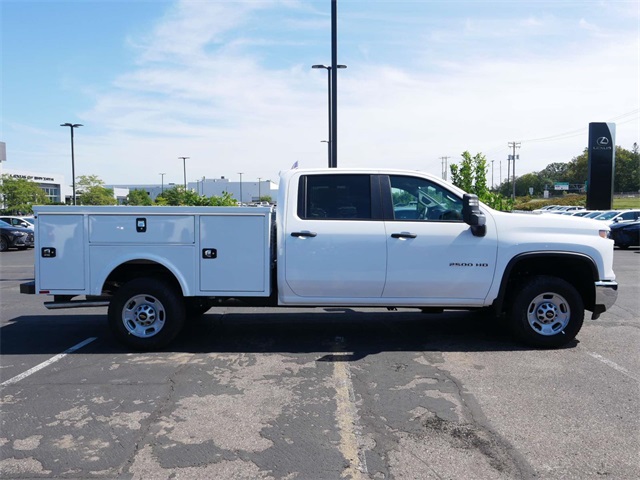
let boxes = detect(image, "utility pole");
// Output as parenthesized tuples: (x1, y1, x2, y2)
(440, 156, 450, 181)
(508, 142, 521, 200)
(491, 160, 494, 189)
(257, 177, 262, 201)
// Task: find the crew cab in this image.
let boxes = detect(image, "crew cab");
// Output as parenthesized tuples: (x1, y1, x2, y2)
(21, 168, 618, 350)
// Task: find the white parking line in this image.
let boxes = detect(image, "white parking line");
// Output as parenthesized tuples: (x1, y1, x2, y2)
(586, 352, 639, 382)
(0, 337, 97, 387)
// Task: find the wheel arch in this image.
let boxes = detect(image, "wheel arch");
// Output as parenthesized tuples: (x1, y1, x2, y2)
(100, 258, 189, 297)
(494, 252, 598, 314)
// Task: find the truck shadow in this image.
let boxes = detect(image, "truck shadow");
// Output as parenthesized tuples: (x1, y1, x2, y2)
(0, 309, 579, 356)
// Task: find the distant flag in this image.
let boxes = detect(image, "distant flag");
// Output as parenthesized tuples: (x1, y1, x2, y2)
(291, 160, 299, 169)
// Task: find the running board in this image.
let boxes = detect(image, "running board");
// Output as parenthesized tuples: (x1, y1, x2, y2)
(44, 300, 110, 310)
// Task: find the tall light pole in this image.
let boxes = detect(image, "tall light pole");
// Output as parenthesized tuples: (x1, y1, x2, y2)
(321, 140, 330, 166)
(60, 123, 82, 205)
(159, 173, 166, 194)
(257, 177, 262, 201)
(238, 172, 243, 205)
(312, 64, 346, 167)
(179, 156, 189, 190)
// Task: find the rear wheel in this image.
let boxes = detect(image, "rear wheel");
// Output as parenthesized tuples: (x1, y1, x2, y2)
(509, 276, 584, 348)
(108, 277, 185, 350)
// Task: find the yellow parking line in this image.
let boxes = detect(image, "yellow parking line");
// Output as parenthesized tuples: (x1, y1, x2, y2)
(333, 354, 368, 479)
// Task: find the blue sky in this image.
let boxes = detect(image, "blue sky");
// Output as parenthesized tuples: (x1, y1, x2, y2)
(2, 0, 639, 186)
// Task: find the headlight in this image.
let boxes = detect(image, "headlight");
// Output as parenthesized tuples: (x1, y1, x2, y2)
(10, 231, 27, 236)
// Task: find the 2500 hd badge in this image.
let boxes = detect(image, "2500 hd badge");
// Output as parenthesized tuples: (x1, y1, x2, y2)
(449, 262, 489, 267)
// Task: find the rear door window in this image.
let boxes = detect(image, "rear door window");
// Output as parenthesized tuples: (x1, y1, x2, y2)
(298, 174, 373, 220)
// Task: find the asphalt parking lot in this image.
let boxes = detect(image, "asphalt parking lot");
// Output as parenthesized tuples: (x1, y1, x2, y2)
(1, 248, 638, 479)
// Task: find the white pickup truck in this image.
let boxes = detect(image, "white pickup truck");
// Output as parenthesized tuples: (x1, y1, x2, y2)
(21, 168, 618, 350)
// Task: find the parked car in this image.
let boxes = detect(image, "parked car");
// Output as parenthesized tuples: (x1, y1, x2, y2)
(0, 216, 34, 230)
(583, 211, 605, 219)
(548, 206, 586, 214)
(611, 210, 640, 224)
(593, 210, 640, 224)
(532, 205, 560, 212)
(609, 220, 640, 249)
(570, 210, 591, 217)
(0, 220, 35, 251)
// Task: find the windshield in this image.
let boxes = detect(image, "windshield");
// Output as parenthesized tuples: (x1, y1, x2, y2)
(594, 211, 620, 220)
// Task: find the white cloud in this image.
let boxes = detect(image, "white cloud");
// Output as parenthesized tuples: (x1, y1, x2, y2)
(8, 0, 638, 186)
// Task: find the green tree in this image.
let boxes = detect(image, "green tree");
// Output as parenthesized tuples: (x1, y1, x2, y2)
(450, 151, 511, 210)
(0, 175, 49, 214)
(76, 175, 117, 205)
(614, 145, 639, 192)
(126, 189, 153, 206)
(566, 149, 588, 185)
(208, 192, 238, 206)
(155, 186, 185, 205)
(156, 186, 238, 206)
(76, 174, 105, 190)
(79, 187, 117, 205)
(515, 172, 546, 197)
(539, 162, 570, 183)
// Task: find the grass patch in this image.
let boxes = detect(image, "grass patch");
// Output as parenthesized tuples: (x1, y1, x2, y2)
(515, 194, 639, 211)
(613, 197, 640, 209)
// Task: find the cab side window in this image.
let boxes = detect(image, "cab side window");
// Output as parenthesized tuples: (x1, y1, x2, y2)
(298, 174, 372, 220)
(389, 175, 463, 222)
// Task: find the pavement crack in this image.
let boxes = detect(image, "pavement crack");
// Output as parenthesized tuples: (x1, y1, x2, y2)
(118, 357, 193, 477)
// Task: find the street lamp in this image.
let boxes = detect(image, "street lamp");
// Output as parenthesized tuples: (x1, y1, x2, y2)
(257, 177, 262, 201)
(238, 172, 243, 205)
(312, 64, 346, 168)
(159, 173, 166, 194)
(60, 123, 83, 205)
(178, 156, 189, 190)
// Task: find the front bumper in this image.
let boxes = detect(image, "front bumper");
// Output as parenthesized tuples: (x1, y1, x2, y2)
(591, 280, 618, 319)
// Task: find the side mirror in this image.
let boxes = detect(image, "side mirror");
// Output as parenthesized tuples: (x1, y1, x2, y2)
(462, 194, 486, 237)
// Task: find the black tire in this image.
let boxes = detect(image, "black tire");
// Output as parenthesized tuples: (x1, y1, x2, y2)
(509, 276, 584, 348)
(0, 236, 8, 252)
(108, 277, 185, 350)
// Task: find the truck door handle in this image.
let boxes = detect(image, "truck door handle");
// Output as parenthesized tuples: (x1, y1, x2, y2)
(391, 232, 417, 239)
(291, 231, 317, 238)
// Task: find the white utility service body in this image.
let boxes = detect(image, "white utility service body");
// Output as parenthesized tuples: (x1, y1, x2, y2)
(23, 168, 618, 350)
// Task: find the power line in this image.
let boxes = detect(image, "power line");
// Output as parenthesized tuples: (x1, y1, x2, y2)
(522, 109, 639, 144)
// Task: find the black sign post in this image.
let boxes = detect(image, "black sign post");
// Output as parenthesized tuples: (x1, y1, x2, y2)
(586, 122, 616, 210)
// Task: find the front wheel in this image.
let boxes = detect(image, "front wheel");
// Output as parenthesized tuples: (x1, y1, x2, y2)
(509, 276, 584, 348)
(108, 277, 185, 350)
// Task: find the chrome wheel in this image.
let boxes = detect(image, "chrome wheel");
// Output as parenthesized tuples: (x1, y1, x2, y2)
(526, 292, 570, 336)
(122, 294, 166, 338)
